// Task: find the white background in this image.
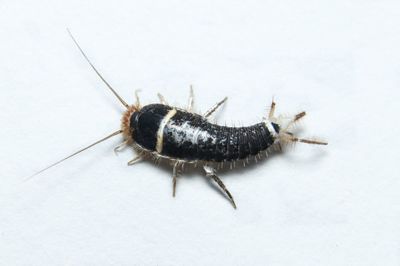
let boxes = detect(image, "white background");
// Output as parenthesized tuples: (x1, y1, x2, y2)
(0, 0, 399, 265)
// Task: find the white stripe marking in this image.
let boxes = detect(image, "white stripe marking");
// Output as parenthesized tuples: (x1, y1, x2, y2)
(264, 120, 278, 138)
(156, 109, 177, 153)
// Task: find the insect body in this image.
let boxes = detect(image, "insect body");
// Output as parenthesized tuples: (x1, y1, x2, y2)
(119, 92, 326, 209)
(29, 31, 327, 209)
(126, 104, 279, 162)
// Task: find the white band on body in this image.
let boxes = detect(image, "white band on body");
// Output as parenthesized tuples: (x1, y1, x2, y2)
(156, 109, 177, 153)
(264, 120, 278, 138)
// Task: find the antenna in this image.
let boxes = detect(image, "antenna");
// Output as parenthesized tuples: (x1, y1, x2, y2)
(67, 29, 129, 109)
(25, 130, 123, 181)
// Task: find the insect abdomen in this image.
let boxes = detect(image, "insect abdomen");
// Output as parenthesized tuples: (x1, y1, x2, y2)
(167, 109, 276, 161)
(209, 123, 275, 162)
(131, 105, 278, 162)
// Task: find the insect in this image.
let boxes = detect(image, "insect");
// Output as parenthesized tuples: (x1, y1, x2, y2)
(29, 30, 327, 209)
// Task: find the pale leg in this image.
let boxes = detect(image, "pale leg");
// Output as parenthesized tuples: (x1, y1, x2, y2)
(127, 156, 143, 166)
(172, 161, 180, 197)
(114, 141, 129, 155)
(203, 165, 237, 209)
(135, 89, 141, 108)
(187, 85, 195, 112)
(158, 93, 168, 105)
(204, 97, 228, 118)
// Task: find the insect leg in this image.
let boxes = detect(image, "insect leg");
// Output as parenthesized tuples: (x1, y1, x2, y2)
(135, 89, 141, 108)
(114, 141, 129, 155)
(172, 161, 180, 197)
(158, 93, 168, 105)
(187, 85, 195, 112)
(127, 156, 143, 166)
(204, 97, 228, 118)
(203, 165, 237, 209)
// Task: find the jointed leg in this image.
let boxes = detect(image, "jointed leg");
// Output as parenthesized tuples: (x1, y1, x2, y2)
(172, 161, 180, 197)
(158, 93, 168, 105)
(135, 89, 141, 108)
(203, 165, 237, 209)
(187, 85, 195, 112)
(128, 156, 143, 166)
(204, 97, 228, 118)
(114, 141, 129, 155)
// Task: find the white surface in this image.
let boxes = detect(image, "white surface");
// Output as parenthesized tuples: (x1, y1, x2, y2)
(0, 1, 399, 265)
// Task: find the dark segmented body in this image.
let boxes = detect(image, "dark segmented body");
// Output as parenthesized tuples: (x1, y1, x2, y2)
(130, 104, 280, 162)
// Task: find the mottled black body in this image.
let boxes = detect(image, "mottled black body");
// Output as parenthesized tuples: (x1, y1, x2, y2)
(130, 104, 170, 151)
(130, 104, 280, 162)
(55, 31, 328, 209)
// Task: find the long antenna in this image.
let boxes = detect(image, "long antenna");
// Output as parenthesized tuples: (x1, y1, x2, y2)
(25, 130, 123, 182)
(67, 29, 129, 109)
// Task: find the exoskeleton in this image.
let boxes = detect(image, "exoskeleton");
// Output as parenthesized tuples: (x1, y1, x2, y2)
(30, 31, 327, 209)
